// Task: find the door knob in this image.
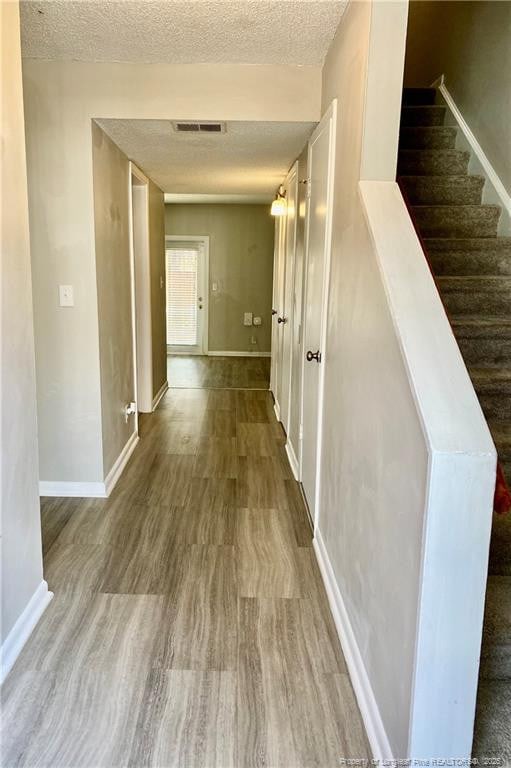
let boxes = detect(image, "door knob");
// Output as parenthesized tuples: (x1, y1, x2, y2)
(306, 350, 321, 362)
(277, 316, 287, 324)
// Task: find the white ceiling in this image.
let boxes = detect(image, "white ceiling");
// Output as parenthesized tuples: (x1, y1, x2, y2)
(20, 1, 346, 65)
(95, 119, 316, 197)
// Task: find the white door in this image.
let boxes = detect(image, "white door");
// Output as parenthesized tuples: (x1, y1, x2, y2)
(272, 216, 286, 418)
(279, 163, 298, 434)
(165, 236, 209, 355)
(301, 100, 337, 526)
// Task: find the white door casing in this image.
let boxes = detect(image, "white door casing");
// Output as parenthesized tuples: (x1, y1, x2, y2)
(129, 162, 152, 416)
(165, 235, 209, 356)
(300, 100, 337, 528)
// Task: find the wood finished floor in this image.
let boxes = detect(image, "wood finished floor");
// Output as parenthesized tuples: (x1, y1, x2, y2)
(2, 387, 370, 768)
(167, 355, 271, 390)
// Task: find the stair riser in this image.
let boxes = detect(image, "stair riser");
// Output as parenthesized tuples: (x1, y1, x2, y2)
(401, 178, 483, 206)
(399, 127, 457, 150)
(401, 106, 446, 127)
(402, 88, 437, 106)
(413, 208, 500, 238)
(455, 336, 511, 367)
(398, 151, 469, 176)
(442, 289, 510, 316)
(428, 252, 511, 276)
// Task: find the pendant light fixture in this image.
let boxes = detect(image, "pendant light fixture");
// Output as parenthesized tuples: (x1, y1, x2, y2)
(270, 185, 287, 216)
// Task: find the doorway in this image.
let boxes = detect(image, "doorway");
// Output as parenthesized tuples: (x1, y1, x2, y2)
(165, 235, 209, 356)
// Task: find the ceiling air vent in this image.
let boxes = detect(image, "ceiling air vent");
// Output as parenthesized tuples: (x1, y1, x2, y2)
(173, 122, 225, 134)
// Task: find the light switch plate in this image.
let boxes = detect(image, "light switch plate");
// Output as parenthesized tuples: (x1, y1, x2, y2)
(244, 312, 253, 326)
(59, 285, 74, 307)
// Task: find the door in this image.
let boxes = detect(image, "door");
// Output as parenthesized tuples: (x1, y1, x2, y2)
(279, 163, 298, 434)
(300, 100, 337, 526)
(165, 236, 209, 355)
(271, 216, 286, 418)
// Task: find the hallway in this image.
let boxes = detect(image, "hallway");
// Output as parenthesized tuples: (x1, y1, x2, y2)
(167, 355, 271, 390)
(1, 386, 370, 767)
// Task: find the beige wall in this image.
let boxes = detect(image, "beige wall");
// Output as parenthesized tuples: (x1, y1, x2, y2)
(405, 0, 511, 192)
(22, 59, 320, 483)
(149, 181, 166, 397)
(320, 1, 425, 756)
(165, 204, 275, 354)
(1, 1, 45, 642)
(92, 122, 136, 476)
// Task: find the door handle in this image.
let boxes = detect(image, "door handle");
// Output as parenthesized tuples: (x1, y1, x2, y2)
(306, 350, 321, 362)
(277, 316, 287, 324)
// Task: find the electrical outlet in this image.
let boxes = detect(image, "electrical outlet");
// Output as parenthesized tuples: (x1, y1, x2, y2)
(244, 312, 253, 326)
(59, 285, 74, 307)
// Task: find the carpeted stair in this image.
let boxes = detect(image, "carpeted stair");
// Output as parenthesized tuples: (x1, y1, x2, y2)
(398, 87, 511, 763)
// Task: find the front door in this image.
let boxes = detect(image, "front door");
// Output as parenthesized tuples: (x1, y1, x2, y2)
(166, 237, 208, 355)
(301, 101, 337, 526)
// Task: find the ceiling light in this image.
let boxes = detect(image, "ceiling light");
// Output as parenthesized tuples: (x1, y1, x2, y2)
(271, 186, 287, 216)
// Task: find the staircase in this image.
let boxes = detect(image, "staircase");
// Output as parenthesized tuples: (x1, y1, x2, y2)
(398, 88, 511, 763)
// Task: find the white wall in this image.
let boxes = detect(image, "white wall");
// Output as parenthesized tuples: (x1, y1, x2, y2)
(22, 59, 321, 485)
(1, 1, 48, 658)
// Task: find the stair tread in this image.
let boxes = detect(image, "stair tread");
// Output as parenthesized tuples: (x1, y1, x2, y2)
(437, 275, 511, 285)
(451, 316, 511, 327)
(473, 678, 511, 760)
(399, 148, 469, 158)
(412, 204, 501, 211)
(470, 367, 511, 384)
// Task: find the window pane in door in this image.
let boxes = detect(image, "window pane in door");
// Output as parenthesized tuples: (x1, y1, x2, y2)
(166, 245, 199, 346)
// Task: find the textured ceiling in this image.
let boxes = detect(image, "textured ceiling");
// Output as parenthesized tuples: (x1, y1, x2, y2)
(20, 1, 346, 65)
(95, 119, 315, 196)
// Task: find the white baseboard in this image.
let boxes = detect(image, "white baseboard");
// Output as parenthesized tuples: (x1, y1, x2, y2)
(433, 75, 511, 223)
(104, 431, 139, 496)
(273, 400, 281, 422)
(313, 529, 394, 762)
(207, 350, 271, 358)
(40, 431, 139, 499)
(39, 480, 108, 498)
(152, 380, 169, 411)
(285, 439, 300, 480)
(1, 581, 53, 684)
